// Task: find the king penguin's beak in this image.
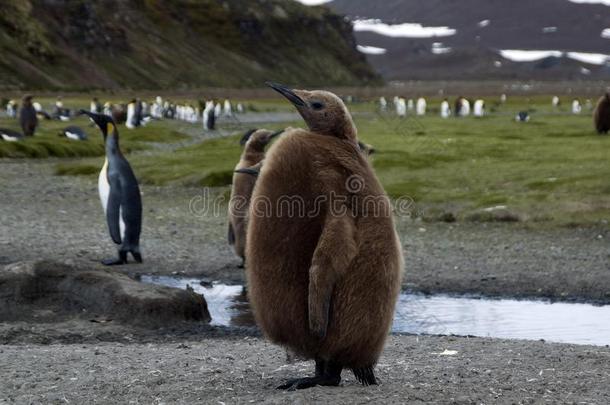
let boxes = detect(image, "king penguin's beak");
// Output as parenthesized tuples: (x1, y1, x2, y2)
(266, 82, 306, 107)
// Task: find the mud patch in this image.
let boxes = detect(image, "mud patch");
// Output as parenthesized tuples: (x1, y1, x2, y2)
(0, 260, 211, 326)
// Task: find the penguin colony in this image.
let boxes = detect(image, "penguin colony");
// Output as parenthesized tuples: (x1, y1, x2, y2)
(245, 83, 403, 390)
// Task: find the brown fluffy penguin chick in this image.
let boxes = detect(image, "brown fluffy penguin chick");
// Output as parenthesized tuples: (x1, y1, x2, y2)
(594, 93, 610, 134)
(228, 128, 283, 266)
(246, 83, 403, 390)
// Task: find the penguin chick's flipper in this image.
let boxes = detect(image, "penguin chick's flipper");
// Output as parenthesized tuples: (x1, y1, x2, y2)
(106, 178, 123, 245)
(277, 359, 342, 391)
(309, 213, 358, 338)
(228, 223, 236, 245)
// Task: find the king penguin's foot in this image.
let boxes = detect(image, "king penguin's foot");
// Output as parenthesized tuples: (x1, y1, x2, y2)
(101, 257, 127, 266)
(277, 359, 342, 391)
(131, 251, 143, 263)
(101, 250, 128, 266)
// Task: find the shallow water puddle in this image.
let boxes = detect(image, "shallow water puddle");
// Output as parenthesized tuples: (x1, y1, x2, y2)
(141, 276, 610, 346)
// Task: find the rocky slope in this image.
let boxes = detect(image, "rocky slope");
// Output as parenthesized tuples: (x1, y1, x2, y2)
(0, 0, 379, 90)
(328, 0, 610, 81)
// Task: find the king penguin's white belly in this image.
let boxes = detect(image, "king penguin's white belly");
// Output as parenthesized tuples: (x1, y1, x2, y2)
(99, 159, 126, 240)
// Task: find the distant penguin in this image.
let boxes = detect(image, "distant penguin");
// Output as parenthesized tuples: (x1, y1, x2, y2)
(80, 110, 143, 266)
(552, 96, 560, 107)
(440, 99, 451, 118)
(207, 102, 216, 130)
(516, 111, 530, 122)
(455, 97, 470, 117)
(60, 125, 87, 141)
(572, 99, 582, 114)
(594, 93, 610, 134)
(407, 98, 414, 111)
(19, 95, 38, 136)
(6, 100, 17, 118)
(0, 128, 24, 142)
(396, 97, 406, 118)
(379, 96, 387, 111)
(224, 99, 232, 116)
(416, 97, 427, 116)
(248, 83, 403, 390)
(473, 99, 485, 117)
(228, 128, 283, 266)
(500, 94, 507, 104)
(214, 102, 222, 118)
(90, 98, 101, 113)
(134, 99, 143, 126)
(126, 100, 136, 129)
(103, 102, 112, 117)
(236, 103, 244, 114)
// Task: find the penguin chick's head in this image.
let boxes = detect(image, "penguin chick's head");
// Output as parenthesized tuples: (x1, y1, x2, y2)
(241, 128, 284, 151)
(266, 82, 357, 141)
(79, 110, 116, 137)
(358, 141, 376, 156)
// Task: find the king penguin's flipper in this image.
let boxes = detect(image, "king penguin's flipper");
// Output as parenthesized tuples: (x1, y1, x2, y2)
(106, 179, 123, 245)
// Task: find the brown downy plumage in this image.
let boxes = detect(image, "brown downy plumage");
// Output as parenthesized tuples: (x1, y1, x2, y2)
(246, 83, 403, 390)
(228, 128, 283, 265)
(594, 93, 610, 134)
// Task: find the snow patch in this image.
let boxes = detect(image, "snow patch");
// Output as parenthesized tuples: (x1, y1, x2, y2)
(499, 49, 610, 65)
(431, 42, 452, 54)
(357, 45, 387, 55)
(353, 19, 457, 38)
(542, 26, 558, 33)
(477, 19, 490, 28)
(567, 0, 610, 5)
(293, 0, 332, 5)
(499, 50, 562, 62)
(601, 28, 610, 39)
(566, 52, 610, 65)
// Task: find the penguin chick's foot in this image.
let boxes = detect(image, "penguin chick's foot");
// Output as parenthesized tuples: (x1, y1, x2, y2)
(277, 359, 342, 391)
(276, 375, 341, 391)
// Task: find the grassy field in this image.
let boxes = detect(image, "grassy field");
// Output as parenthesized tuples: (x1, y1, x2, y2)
(2, 95, 608, 225)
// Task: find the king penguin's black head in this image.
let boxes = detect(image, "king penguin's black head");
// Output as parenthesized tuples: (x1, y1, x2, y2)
(79, 110, 116, 138)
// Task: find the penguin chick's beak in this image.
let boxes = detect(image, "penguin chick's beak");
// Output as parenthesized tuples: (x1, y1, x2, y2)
(265, 82, 305, 107)
(269, 129, 284, 140)
(235, 168, 259, 178)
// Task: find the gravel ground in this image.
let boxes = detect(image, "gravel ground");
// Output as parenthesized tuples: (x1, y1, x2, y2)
(2, 157, 610, 403)
(1, 335, 609, 404)
(1, 159, 608, 302)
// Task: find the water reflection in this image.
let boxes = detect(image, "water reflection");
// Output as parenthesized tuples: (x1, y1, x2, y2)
(141, 275, 610, 346)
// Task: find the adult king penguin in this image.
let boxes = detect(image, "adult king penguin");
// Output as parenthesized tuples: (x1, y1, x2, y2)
(246, 83, 403, 390)
(80, 110, 143, 265)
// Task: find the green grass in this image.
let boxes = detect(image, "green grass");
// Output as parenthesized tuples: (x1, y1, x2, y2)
(10, 95, 608, 226)
(0, 116, 188, 158)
